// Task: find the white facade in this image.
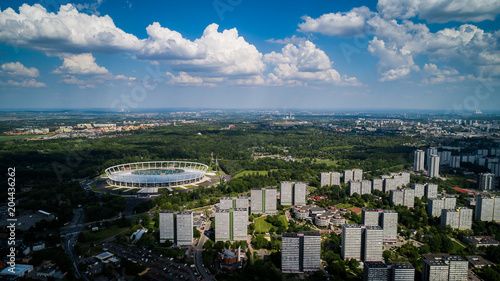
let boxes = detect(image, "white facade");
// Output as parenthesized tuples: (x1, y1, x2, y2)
(414, 149, 425, 171)
(429, 154, 440, 178)
(342, 224, 362, 260)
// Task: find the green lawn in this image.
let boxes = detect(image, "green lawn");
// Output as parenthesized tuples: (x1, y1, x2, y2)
(234, 170, 268, 178)
(253, 215, 288, 233)
(336, 203, 355, 210)
(314, 159, 339, 166)
(79, 225, 129, 245)
(451, 240, 465, 252)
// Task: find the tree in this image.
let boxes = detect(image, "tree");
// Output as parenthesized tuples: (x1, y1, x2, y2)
(252, 234, 269, 250)
(383, 250, 392, 261)
(193, 227, 201, 238)
(420, 244, 430, 254)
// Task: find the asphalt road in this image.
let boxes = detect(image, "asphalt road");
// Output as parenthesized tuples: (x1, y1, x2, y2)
(195, 222, 213, 281)
(61, 209, 88, 281)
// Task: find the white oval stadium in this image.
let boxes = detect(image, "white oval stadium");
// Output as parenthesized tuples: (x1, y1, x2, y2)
(105, 161, 209, 188)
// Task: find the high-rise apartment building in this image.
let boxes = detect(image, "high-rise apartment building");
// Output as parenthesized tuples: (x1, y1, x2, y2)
(440, 209, 459, 229)
(219, 196, 249, 210)
(454, 207, 473, 230)
(362, 209, 382, 226)
(344, 170, 354, 183)
(372, 178, 383, 192)
(349, 181, 362, 196)
(280, 181, 307, 205)
(364, 262, 415, 281)
(159, 210, 193, 245)
(320, 172, 341, 187)
(425, 183, 438, 199)
(361, 209, 398, 243)
(475, 196, 500, 221)
(422, 259, 449, 281)
(363, 226, 383, 261)
(251, 187, 277, 214)
(381, 210, 398, 243)
(429, 154, 440, 178)
(412, 183, 425, 198)
(361, 180, 372, 194)
(402, 188, 415, 208)
(428, 196, 456, 217)
(444, 196, 457, 209)
(478, 173, 495, 190)
(426, 147, 438, 169)
(364, 261, 390, 281)
(341, 224, 362, 260)
(353, 169, 363, 182)
(215, 208, 248, 242)
(390, 190, 404, 206)
(414, 149, 425, 171)
(391, 262, 416, 281)
(343, 224, 383, 262)
(422, 255, 468, 281)
(451, 156, 461, 168)
(281, 232, 321, 273)
(428, 198, 444, 217)
(384, 178, 397, 193)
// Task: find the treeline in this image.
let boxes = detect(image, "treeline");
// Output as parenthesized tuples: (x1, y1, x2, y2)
(0, 123, 415, 185)
(85, 193, 126, 222)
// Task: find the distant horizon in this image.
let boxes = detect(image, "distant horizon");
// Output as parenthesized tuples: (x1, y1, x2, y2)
(0, 107, 498, 115)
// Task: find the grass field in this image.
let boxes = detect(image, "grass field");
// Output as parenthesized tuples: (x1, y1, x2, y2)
(314, 159, 339, 166)
(336, 203, 355, 210)
(234, 170, 268, 178)
(253, 215, 288, 233)
(80, 225, 129, 245)
(0, 134, 54, 141)
(296, 158, 338, 166)
(451, 240, 465, 252)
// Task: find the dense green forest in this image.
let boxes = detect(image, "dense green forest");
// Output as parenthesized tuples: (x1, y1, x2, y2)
(0, 122, 415, 183)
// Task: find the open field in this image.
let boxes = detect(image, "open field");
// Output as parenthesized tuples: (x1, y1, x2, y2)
(314, 159, 339, 166)
(253, 215, 288, 233)
(234, 170, 268, 178)
(335, 203, 356, 210)
(79, 225, 129, 245)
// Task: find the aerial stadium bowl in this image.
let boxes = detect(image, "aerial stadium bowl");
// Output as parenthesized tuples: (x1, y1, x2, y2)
(105, 161, 209, 190)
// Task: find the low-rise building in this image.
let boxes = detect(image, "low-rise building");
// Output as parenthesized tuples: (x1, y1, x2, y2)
(462, 236, 500, 247)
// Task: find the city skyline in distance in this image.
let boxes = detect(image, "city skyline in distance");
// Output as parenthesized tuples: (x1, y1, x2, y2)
(1, 0, 500, 111)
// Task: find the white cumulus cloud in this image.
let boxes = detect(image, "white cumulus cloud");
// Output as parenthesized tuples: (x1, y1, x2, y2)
(298, 7, 373, 37)
(0, 3, 143, 53)
(377, 0, 500, 23)
(54, 53, 109, 75)
(367, 37, 419, 81)
(0, 79, 46, 88)
(137, 22, 206, 60)
(166, 71, 216, 87)
(1, 62, 39, 77)
(264, 41, 359, 86)
(169, 24, 265, 76)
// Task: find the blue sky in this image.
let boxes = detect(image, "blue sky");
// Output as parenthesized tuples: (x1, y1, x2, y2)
(1, 0, 500, 111)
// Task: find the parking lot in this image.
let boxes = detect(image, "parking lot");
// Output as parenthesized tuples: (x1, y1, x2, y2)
(103, 242, 201, 281)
